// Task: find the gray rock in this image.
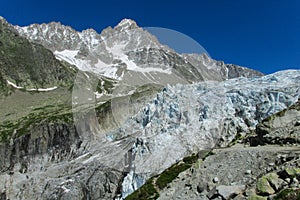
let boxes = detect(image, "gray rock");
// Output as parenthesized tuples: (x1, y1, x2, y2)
(264, 173, 285, 192)
(257, 176, 275, 195)
(213, 177, 219, 183)
(216, 185, 245, 199)
(233, 194, 247, 200)
(255, 100, 300, 146)
(207, 186, 217, 199)
(197, 185, 205, 193)
(245, 170, 252, 175)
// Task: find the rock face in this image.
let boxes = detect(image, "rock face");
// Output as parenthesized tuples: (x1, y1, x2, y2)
(254, 99, 300, 145)
(0, 114, 126, 200)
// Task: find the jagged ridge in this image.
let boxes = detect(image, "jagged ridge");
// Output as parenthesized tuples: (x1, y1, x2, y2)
(15, 18, 263, 82)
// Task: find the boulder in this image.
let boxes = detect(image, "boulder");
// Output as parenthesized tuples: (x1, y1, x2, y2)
(216, 185, 245, 199)
(257, 176, 275, 195)
(248, 194, 268, 200)
(264, 173, 285, 191)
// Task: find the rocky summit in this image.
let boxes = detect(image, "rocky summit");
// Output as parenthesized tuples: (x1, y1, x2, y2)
(0, 16, 299, 200)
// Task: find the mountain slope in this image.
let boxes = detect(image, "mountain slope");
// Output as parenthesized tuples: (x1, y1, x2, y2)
(0, 16, 75, 93)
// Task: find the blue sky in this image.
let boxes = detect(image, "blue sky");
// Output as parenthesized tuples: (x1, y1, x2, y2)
(1, 0, 299, 74)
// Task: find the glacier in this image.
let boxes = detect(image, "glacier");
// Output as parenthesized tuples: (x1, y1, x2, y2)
(101, 70, 300, 198)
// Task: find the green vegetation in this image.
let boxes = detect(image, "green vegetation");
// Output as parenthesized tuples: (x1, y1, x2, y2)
(0, 103, 73, 142)
(284, 168, 300, 178)
(156, 162, 190, 189)
(248, 194, 268, 200)
(95, 99, 111, 113)
(261, 108, 287, 123)
(125, 177, 159, 200)
(274, 188, 300, 200)
(130, 84, 162, 101)
(100, 76, 117, 93)
(0, 87, 116, 143)
(228, 132, 246, 146)
(256, 176, 275, 195)
(182, 153, 199, 164)
(156, 153, 199, 189)
(126, 150, 212, 200)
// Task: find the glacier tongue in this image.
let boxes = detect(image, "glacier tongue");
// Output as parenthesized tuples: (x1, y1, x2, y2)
(114, 70, 300, 198)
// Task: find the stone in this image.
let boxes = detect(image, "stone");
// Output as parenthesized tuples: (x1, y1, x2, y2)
(232, 194, 246, 200)
(257, 176, 275, 195)
(248, 194, 268, 200)
(245, 170, 252, 175)
(285, 178, 291, 183)
(207, 186, 217, 199)
(216, 185, 245, 199)
(213, 177, 219, 183)
(292, 177, 299, 184)
(264, 172, 285, 191)
(284, 168, 300, 177)
(268, 194, 277, 200)
(197, 185, 205, 193)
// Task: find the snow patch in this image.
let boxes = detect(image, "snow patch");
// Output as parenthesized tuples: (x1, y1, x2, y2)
(27, 86, 58, 91)
(7, 80, 58, 91)
(6, 80, 23, 89)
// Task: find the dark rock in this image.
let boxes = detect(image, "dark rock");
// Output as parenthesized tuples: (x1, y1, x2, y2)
(197, 185, 205, 193)
(207, 186, 218, 199)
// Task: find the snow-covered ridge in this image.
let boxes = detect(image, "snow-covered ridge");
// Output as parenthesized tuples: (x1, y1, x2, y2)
(15, 18, 263, 82)
(16, 19, 172, 80)
(116, 18, 138, 31)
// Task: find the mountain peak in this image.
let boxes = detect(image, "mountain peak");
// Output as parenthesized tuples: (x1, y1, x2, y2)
(0, 16, 12, 28)
(0, 16, 7, 24)
(115, 18, 138, 30)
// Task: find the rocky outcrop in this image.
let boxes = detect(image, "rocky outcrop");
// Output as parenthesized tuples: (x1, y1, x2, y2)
(185, 53, 263, 81)
(0, 110, 127, 200)
(253, 99, 300, 145)
(0, 120, 80, 171)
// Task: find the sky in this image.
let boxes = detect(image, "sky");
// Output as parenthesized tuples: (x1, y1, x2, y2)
(1, 0, 299, 74)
